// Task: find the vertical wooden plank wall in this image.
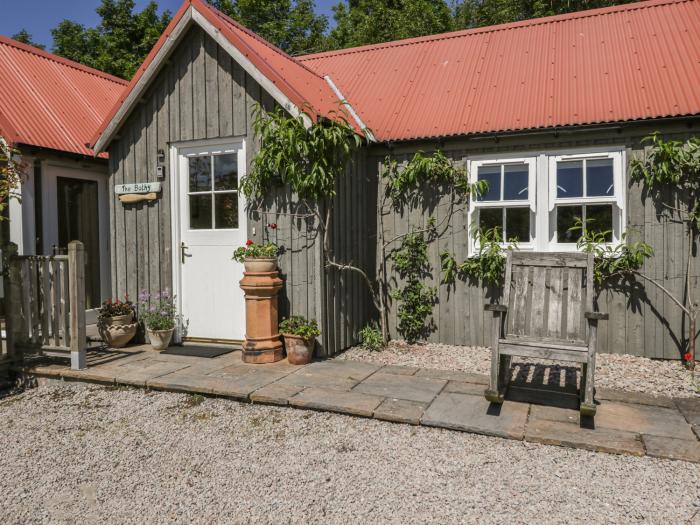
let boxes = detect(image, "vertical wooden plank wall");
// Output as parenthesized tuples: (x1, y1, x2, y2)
(374, 131, 700, 358)
(107, 27, 322, 344)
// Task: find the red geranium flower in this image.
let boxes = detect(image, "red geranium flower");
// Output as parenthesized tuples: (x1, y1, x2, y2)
(683, 352, 693, 362)
(246, 239, 253, 246)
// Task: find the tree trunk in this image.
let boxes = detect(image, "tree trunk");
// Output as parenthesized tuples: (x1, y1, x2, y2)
(690, 313, 696, 370)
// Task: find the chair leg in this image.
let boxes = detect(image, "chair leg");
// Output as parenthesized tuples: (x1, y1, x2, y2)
(580, 358, 596, 417)
(485, 344, 503, 404)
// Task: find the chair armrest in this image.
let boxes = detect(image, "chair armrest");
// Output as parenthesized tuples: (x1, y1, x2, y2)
(585, 311, 609, 320)
(485, 304, 508, 312)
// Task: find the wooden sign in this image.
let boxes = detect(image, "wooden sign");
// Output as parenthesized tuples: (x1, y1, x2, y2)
(118, 192, 158, 204)
(115, 182, 162, 195)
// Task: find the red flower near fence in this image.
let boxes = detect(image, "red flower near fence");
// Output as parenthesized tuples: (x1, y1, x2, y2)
(683, 352, 692, 362)
(246, 239, 253, 246)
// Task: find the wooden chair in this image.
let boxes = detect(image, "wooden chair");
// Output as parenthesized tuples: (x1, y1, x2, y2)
(484, 251, 608, 416)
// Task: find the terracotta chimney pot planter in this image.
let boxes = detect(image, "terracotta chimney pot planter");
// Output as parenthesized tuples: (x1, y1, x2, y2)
(239, 258, 284, 364)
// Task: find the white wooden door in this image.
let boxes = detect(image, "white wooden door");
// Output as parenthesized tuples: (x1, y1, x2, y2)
(176, 141, 246, 342)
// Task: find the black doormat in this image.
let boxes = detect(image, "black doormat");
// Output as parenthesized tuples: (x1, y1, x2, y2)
(162, 345, 235, 358)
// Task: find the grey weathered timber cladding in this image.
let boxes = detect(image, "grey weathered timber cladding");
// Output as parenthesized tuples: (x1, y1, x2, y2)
(370, 122, 700, 359)
(105, 23, 699, 359)
(107, 26, 329, 348)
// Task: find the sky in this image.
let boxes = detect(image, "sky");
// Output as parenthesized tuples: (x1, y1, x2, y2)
(0, 0, 338, 50)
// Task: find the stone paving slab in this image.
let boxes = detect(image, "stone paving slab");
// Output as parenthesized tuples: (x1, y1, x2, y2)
(422, 392, 530, 440)
(114, 362, 192, 387)
(21, 351, 700, 463)
(443, 380, 487, 396)
(415, 368, 487, 384)
(675, 397, 700, 426)
(250, 383, 304, 406)
(596, 388, 676, 409)
(642, 434, 700, 463)
(146, 371, 218, 394)
(529, 404, 581, 425)
(373, 398, 427, 425)
(353, 372, 446, 403)
(525, 419, 645, 456)
(288, 387, 384, 417)
(594, 401, 697, 441)
(378, 365, 419, 376)
(278, 361, 377, 391)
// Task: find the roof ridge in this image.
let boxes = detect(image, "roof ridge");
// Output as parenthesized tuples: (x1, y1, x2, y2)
(195, 0, 326, 80)
(0, 34, 128, 85)
(299, 0, 691, 61)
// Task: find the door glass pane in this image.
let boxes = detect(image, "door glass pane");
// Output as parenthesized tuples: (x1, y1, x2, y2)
(586, 158, 614, 196)
(215, 193, 238, 229)
(57, 177, 100, 308)
(189, 194, 212, 229)
(214, 153, 238, 190)
(505, 207, 530, 242)
(556, 205, 583, 243)
(477, 165, 501, 201)
(557, 160, 583, 198)
(586, 204, 613, 241)
(503, 164, 528, 200)
(189, 156, 211, 192)
(479, 207, 503, 238)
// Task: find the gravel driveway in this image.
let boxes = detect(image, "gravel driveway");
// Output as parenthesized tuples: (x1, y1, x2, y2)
(1, 382, 699, 525)
(337, 343, 700, 398)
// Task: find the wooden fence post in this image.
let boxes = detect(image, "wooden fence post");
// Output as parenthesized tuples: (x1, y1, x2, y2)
(2, 242, 20, 363)
(68, 241, 86, 370)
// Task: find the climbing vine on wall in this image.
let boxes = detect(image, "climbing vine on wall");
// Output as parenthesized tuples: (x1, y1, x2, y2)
(242, 105, 486, 345)
(390, 232, 437, 343)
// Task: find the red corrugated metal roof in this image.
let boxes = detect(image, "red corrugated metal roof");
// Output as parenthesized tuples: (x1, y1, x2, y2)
(0, 35, 127, 157)
(300, 0, 700, 141)
(92, 0, 349, 151)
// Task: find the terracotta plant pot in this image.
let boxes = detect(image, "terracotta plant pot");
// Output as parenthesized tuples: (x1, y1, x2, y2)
(243, 257, 277, 273)
(98, 313, 138, 348)
(283, 333, 315, 365)
(147, 327, 175, 351)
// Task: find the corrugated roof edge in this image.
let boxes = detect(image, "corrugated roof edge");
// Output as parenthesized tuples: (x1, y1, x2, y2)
(202, 2, 326, 80)
(384, 113, 700, 144)
(299, 0, 690, 61)
(0, 34, 128, 86)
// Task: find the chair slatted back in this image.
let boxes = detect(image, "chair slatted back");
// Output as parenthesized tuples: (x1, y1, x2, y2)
(503, 252, 594, 344)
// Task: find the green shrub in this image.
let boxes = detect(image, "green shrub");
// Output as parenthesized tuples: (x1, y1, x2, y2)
(279, 316, 320, 339)
(358, 323, 384, 352)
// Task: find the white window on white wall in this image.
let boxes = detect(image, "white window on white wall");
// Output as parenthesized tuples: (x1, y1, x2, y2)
(468, 148, 625, 254)
(469, 157, 537, 251)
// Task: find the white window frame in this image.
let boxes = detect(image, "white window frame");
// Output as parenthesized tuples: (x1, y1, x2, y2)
(467, 147, 626, 255)
(468, 155, 537, 254)
(547, 148, 626, 251)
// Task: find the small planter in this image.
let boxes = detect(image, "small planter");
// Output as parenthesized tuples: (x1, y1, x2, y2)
(283, 333, 315, 365)
(98, 313, 138, 348)
(146, 327, 175, 351)
(243, 257, 277, 273)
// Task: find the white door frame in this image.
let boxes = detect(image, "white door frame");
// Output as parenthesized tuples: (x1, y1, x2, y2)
(41, 161, 111, 302)
(169, 137, 247, 342)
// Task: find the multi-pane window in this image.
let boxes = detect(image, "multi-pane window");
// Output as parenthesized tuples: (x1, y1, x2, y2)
(469, 149, 625, 253)
(550, 153, 622, 246)
(471, 160, 535, 245)
(187, 152, 239, 230)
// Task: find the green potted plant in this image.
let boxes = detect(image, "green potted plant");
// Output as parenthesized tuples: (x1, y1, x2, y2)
(138, 290, 178, 351)
(97, 296, 137, 348)
(233, 240, 279, 273)
(279, 315, 320, 365)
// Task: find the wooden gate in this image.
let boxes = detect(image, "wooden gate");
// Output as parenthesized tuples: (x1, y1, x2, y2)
(3, 241, 86, 370)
